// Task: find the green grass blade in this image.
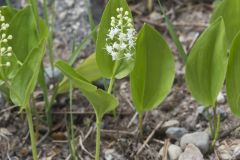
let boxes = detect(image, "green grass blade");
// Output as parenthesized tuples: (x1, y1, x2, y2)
(157, 0, 187, 64)
(85, 0, 98, 44)
(68, 26, 98, 66)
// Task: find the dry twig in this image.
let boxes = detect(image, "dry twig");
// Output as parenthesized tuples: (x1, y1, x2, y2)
(136, 121, 164, 155)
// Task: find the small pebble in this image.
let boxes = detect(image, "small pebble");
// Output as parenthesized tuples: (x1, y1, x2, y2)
(179, 144, 204, 160)
(168, 144, 182, 160)
(64, 0, 75, 7)
(233, 145, 240, 159)
(184, 115, 197, 130)
(217, 92, 225, 104)
(44, 67, 61, 85)
(197, 106, 227, 121)
(104, 149, 123, 160)
(165, 127, 188, 141)
(162, 120, 180, 129)
(180, 131, 210, 154)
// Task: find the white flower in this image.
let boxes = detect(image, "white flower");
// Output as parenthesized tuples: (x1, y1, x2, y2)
(113, 42, 119, 49)
(5, 62, 10, 67)
(104, 7, 136, 61)
(129, 40, 135, 48)
(124, 53, 132, 60)
(7, 35, 12, 40)
(119, 33, 126, 41)
(106, 45, 113, 54)
(7, 47, 12, 51)
(111, 52, 118, 60)
(120, 43, 127, 50)
(0, 12, 13, 68)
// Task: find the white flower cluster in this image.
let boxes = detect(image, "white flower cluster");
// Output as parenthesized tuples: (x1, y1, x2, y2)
(105, 7, 136, 61)
(0, 10, 13, 67)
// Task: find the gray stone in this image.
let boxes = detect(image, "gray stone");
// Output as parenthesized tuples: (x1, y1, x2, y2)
(216, 92, 225, 104)
(165, 127, 188, 140)
(233, 145, 240, 159)
(197, 106, 227, 121)
(180, 131, 209, 154)
(44, 67, 61, 85)
(162, 120, 180, 129)
(185, 115, 197, 130)
(104, 149, 124, 160)
(179, 144, 204, 160)
(168, 144, 182, 160)
(197, 106, 205, 114)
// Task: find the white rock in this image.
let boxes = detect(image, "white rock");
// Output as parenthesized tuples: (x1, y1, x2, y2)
(65, 0, 75, 7)
(233, 145, 240, 159)
(162, 120, 180, 129)
(217, 92, 225, 104)
(179, 144, 204, 160)
(104, 149, 123, 160)
(168, 144, 182, 160)
(180, 131, 209, 154)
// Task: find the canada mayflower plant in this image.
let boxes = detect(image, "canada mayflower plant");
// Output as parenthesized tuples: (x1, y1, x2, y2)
(0, 11, 13, 67)
(105, 7, 136, 61)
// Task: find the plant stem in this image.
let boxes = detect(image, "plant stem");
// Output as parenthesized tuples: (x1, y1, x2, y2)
(69, 81, 76, 160)
(95, 119, 101, 160)
(147, 0, 153, 12)
(107, 76, 115, 94)
(26, 105, 38, 160)
(211, 105, 220, 147)
(138, 113, 143, 140)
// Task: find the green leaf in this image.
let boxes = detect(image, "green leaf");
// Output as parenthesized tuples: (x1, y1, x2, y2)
(186, 17, 228, 106)
(130, 24, 175, 113)
(58, 53, 102, 93)
(8, 6, 39, 62)
(96, 0, 134, 79)
(211, 0, 240, 44)
(226, 31, 240, 116)
(55, 60, 118, 119)
(55, 60, 97, 92)
(10, 40, 47, 107)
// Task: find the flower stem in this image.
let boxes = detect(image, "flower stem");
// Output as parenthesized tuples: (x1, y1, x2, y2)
(95, 119, 101, 160)
(138, 113, 143, 140)
(26, 105, 38, 160)
(107, 76, 115, 94)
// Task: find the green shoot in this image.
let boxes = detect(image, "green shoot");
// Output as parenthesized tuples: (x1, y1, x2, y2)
(157, 0, 187, 63)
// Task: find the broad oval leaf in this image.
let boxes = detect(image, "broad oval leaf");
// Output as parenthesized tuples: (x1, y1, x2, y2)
(10, 40, 47, 107)
(55, 60, 97, 92)
(8, 6, 39, 62)
(96, 0, 134, 79)
(130, 24, 175, 113)
(211, 0, 240, 44)
(58, 53, 102, 93)
(226, 32, 240, 116)
(55, 60, 118, 119)
(186, 18, 228, 106)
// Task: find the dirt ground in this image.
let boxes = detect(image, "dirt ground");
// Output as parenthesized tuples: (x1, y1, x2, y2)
(0, 0, 240, 160)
